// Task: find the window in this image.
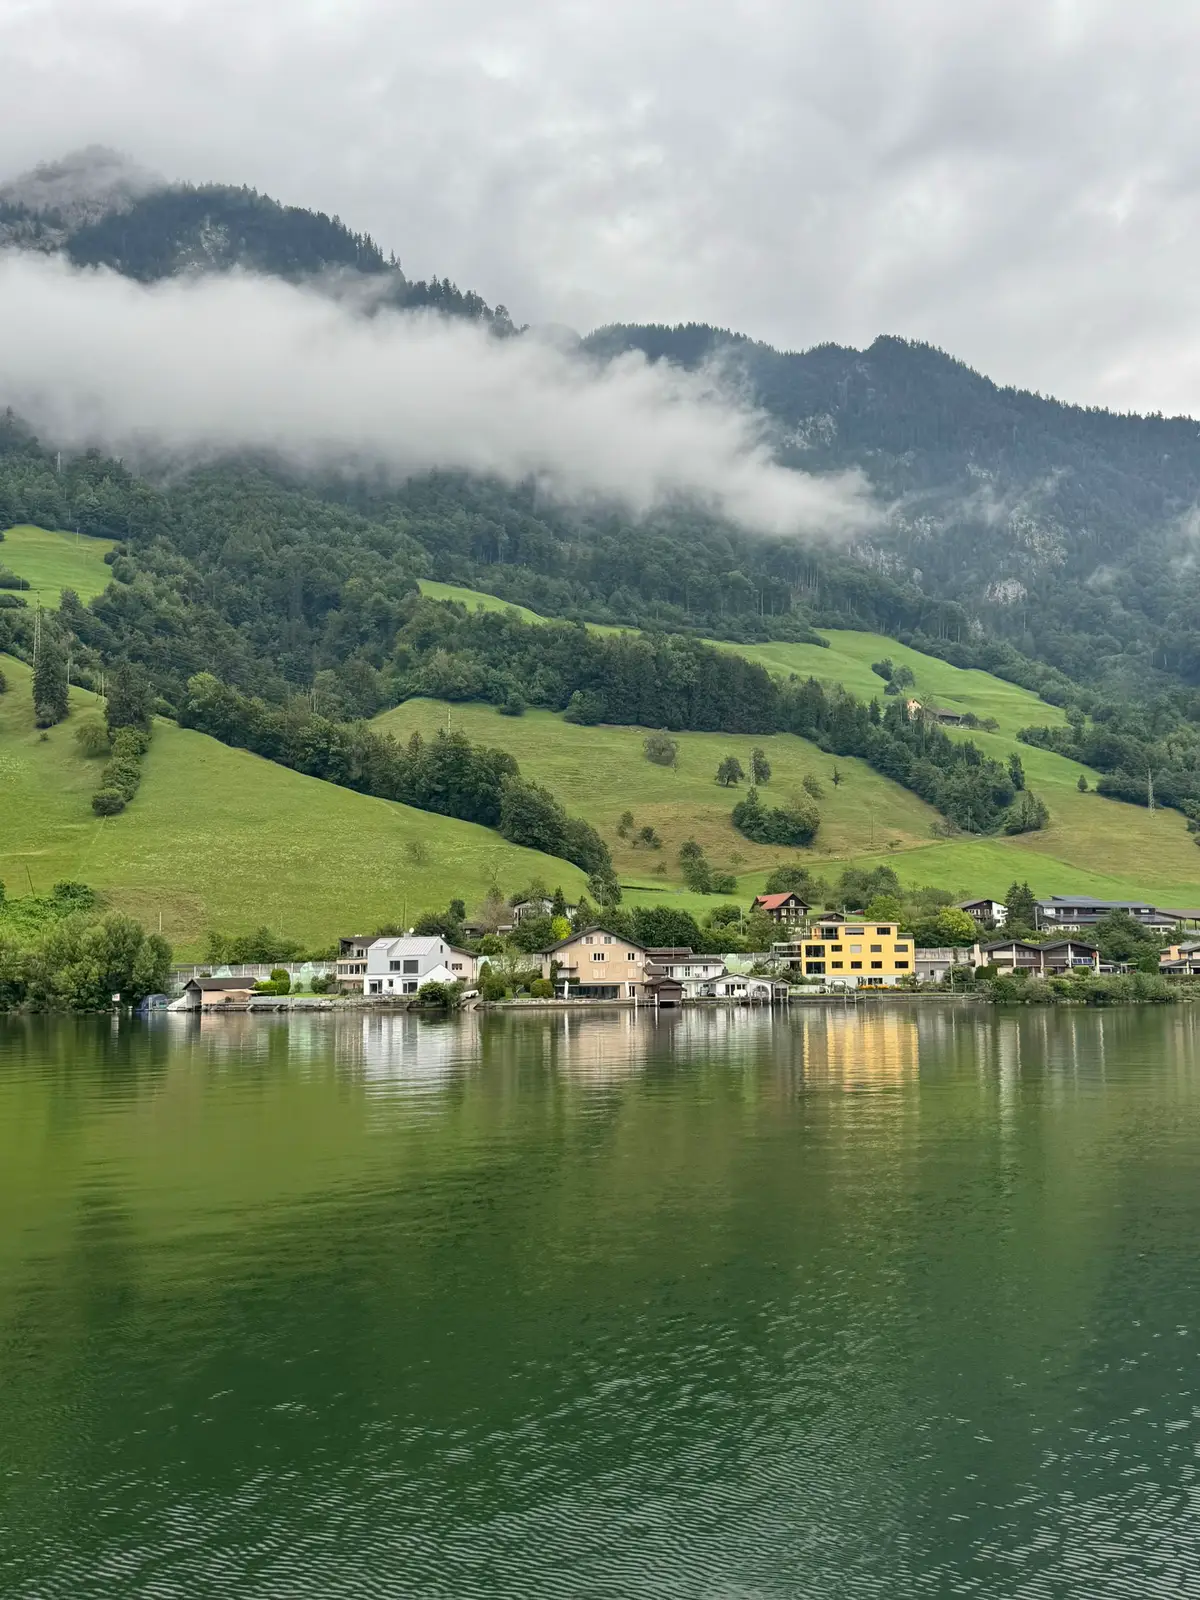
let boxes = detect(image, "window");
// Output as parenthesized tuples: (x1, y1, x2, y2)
(389, 961, 400, 971)
(871, 960, 882, 969)
(628, 952, 637, 960)
(592, 952, 605, 962)
(850, 944, 862, 954)
(875, 926, 890, 936)
(402, 981, 418, 994)
(895, 945, 909, 954)
(403, 959, 419, 974)
(584, 935, 594, 945)
(820, 927, 840, 940)
(830, 944, 843, 952)
(851, 961, 862, 970)
(831, 961, 844, 970)
(451, 962, 462, 971)
(604, 935, 614, 943)
(845, 926, 865, 936)
(805, 945, 824, 957)
(805, 961, 825, 975)
(895, 961, 909, 970)
(870, 944, 882, 953)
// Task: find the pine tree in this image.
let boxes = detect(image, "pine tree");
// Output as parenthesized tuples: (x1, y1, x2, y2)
(105, 661, 153, 733)
(32, 638, 68, 728)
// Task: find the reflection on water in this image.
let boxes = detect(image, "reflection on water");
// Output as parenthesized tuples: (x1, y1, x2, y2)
(3, 1003, 1200, 1599)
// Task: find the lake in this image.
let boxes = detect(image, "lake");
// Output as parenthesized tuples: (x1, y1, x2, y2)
(2, 1004, 1199, 1597)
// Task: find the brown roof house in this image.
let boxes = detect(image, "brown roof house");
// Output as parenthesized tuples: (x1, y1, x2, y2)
(752, 892, 810, 925)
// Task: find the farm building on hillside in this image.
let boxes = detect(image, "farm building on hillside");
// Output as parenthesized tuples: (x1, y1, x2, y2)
(752, 892, 810, 925)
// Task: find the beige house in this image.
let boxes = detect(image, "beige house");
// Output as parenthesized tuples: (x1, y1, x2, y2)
(541, 927, 650, 999)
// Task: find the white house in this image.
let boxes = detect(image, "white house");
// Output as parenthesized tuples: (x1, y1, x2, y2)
(646, 948, 727, 981)
(364, 936, 479, 997)
(704, 974, 785, 1002)
(958, 898, 1007, 928)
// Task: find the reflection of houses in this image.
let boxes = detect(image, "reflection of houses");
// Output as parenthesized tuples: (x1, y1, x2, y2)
(364, 936, 480, 997)
(797, 1008, 920, 1084)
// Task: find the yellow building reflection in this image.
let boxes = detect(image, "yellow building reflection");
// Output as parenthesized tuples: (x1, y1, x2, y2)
(796, 1007, 920, 1087)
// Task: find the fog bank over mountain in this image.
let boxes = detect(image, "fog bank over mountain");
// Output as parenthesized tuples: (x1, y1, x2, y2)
(0, 254, 875, 538)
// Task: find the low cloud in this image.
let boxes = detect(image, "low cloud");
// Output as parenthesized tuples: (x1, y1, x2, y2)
(0, 254, 875, 538)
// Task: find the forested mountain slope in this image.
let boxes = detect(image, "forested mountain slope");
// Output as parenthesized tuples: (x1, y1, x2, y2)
(584, 325, 1200, 690)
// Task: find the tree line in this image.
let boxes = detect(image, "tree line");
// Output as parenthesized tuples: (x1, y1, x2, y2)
(179, 672, 613, 879)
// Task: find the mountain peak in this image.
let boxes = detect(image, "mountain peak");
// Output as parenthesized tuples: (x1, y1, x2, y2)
(0, 146, 164, 232)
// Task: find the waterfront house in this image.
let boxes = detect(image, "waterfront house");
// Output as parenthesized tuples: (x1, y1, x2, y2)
(705, 974, 786, 1001)
(364, 936, 480, 997)
(980, 938, 1099, 976)
(175, 977, 256, 1010)
(915, 947, 978, 982)
(540, 927, 650, 1000)
(644, 948, 727, 983)
(773, 918, 914, 987)
(752, 892, 810, 926)
(335, 934, 375, 990)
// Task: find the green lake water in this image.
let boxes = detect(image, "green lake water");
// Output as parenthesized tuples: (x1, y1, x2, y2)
(2, 1003, 1200, 1597)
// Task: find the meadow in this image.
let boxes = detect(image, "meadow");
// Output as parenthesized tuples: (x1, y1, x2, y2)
(406, 582, 1200, 909)
(0, 524, 116, 605)
(0, 656, 587, 956)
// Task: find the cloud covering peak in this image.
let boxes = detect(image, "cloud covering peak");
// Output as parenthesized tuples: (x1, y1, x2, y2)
(0, 254, 874, 538)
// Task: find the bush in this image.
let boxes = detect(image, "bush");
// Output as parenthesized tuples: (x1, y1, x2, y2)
(732, 787, 820, 846)
(416, 979, 459, 1008)
(529, 977, 554, 998)
(91, 788, 127, 816)
(99, 756, 142, 801)
(309, 972, 336, 994)
(0, 666, 6, 693)
(478, 963, 508, 1001)
(643, 730, 679, 767)
(111, 726, 151, 760)
(499, 693, 526, 717)
(0, 566, 30, 589)
(74, 716, 111, 758)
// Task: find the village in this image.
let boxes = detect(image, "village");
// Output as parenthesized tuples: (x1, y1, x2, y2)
(166, 891, 1200, 1011)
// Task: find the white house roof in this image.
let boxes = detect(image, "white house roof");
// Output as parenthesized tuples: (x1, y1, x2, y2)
(368, 936, 474, 958)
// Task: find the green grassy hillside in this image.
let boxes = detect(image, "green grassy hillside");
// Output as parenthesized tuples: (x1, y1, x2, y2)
(391, 583, 1200, 909)
(0, 656, 588, 956)
(0, 524, 116, 604)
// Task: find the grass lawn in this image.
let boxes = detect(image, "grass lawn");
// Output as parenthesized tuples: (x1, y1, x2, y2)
(0, 524, 116, 605)
(0, 656, 588, 956)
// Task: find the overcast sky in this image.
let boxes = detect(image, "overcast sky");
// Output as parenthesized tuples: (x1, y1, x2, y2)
(6, 0, 1200, 414)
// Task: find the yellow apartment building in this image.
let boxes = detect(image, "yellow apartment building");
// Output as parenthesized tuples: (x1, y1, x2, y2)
(772, 916, 913, 987)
